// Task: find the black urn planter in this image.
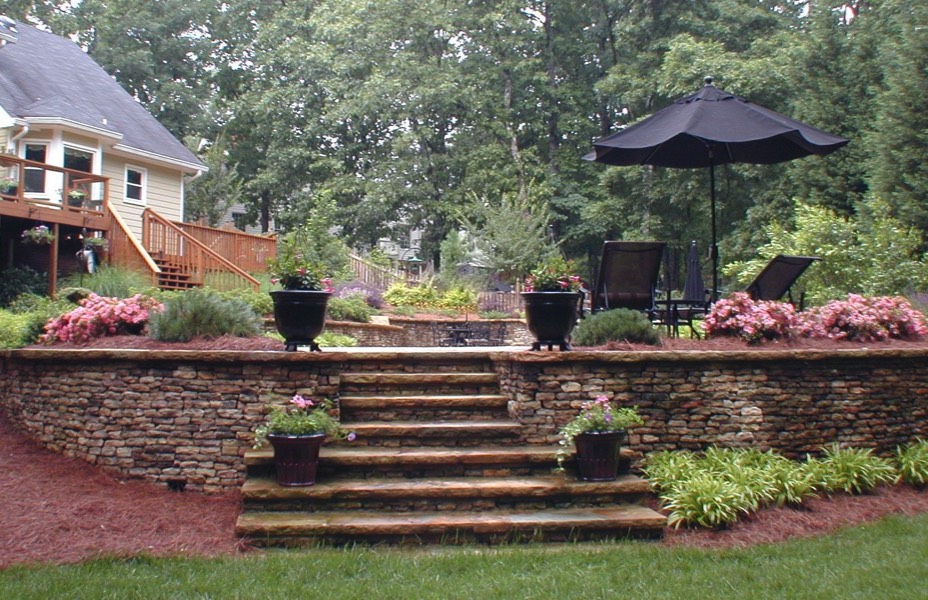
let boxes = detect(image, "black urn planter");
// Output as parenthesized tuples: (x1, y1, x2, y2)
(574, 430, 627, 481)
(521, 291, 582, 351)
(266, 432, 326, 486)
(270, 289, 331, 352)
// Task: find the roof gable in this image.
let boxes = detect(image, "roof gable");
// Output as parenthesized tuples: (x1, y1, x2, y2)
(0, 21, 204, 171)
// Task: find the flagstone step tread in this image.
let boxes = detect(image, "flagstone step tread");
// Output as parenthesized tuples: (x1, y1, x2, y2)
(339, 395, 508, 409)
(236, 505, 666, 540)
(348, 421, 521, 437)
(340, 373, 499, 386)
(242, 475, 650, 501)
(246, 445, 633, 468)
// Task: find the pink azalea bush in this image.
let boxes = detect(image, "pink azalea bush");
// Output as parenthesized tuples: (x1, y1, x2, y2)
(704, 292, 927, 343)
(702, 292, 797, 343)
(796, 294, 927, 342)
(41, 293, 163, 344)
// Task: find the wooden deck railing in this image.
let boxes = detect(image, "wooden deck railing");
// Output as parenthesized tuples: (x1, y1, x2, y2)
(0, 154, 109, 229)
(175, 222, 276, 273)
(349, 253, 420, 288)
(142, 209, 261, 291)
(106, 201, 161, 287)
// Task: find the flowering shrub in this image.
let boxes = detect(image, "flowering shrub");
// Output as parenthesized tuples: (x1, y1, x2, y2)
(525, 256, 582, 292)
(556, 395, 643, 469)
(703, 292, 796, 343)
(797, 294, 927, 342)
(335, 281, 384, 309)
(21, 225, 55, 245)
(254, 394, 355, 447)
(40, 293, 162, 344)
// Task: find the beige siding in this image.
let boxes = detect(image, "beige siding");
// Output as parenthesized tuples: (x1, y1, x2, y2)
(102, 156, 185, 240)
(0, 127, 9, 148)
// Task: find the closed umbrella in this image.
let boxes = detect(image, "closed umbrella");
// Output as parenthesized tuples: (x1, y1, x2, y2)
(584, 77, 848, 300)
(682, 240, 705, 303)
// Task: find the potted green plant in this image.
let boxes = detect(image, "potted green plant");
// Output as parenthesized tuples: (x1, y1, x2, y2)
(254, 394, 356, 486)
(521, 256, 583, 350)
(20, 224, 55, 245)
(556, 395, 643, 481)
(67, 189, 87, 207)
(1, 176, 18, 196)
(267, 235, 335, 351)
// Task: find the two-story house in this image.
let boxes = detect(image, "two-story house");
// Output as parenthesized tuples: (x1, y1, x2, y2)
(1, 18, 267, 292)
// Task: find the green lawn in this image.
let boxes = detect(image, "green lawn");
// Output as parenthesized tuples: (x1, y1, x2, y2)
(3, 513, 927, 600)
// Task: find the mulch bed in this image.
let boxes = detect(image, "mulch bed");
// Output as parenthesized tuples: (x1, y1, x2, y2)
(5, 334, 928, 568)
(3, 413, 928, 568)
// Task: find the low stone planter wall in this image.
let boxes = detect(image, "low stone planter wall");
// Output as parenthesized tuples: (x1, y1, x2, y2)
(326, 317, 532, 347)
(2, 347, 926, 493)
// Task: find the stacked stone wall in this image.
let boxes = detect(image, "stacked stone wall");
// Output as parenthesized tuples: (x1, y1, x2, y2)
(1, 348, 926, 493)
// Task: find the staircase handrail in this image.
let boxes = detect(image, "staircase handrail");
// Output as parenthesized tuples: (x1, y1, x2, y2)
(143, 208, 261, 291)
(106, 200, 161, 286)
(349, 253, 410, 288)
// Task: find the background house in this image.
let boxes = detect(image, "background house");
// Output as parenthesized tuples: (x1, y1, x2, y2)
(0, 19, 204, 240)
(0, 18, 267, 293)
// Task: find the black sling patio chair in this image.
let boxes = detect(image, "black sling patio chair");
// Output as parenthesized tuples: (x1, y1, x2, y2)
(590, 241, 667, 319)
(746, 254, 820, 309)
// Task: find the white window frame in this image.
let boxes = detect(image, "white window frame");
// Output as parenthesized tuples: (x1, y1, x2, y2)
(19, 141, 51, 197)
(124, 165, 147, 205)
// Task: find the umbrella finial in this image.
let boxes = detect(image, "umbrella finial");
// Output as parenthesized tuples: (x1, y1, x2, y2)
(704, 76, 714, 86)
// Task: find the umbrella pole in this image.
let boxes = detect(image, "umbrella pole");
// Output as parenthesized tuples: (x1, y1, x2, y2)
(709, 159, 719, 303)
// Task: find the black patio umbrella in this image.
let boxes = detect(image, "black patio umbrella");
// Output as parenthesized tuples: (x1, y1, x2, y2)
(682, 240, 705, 303)
(584, 77, 849, 301)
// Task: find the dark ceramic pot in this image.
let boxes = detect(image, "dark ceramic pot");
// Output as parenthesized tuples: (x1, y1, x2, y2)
(574, 430, 627, 481)
(521, 291, 582, 351)
(266, 432, 326, 486)
(270, 289, 331, 351)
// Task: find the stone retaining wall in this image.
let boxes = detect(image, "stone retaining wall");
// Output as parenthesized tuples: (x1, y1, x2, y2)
(326, 318, 532, 347)
(1, 347, 926, 493)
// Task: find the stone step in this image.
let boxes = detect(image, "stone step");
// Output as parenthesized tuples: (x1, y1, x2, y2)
(345, 420, 522, 446)
(246, 445, 633, 479)
(339, 394, 509, 421)
(339, 372, 500, 395)
(241, 474, 651, 512)
(236, 505, 666, 546)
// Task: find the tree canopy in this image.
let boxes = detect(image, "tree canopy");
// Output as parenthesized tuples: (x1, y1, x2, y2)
(7, 1, 927, 293)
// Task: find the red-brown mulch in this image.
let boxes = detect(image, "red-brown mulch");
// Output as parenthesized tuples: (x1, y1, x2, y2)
(5, 334, 928, 568)
(3, 413, 928, 568)
(0, 415, 243, 569)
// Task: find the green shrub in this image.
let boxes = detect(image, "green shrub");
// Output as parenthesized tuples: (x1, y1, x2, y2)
(571, 308, 660, 346)
(316, 332, 358, 347)
(0, 266, 46, 308)
(60, 265, 150, 298)
(817, 444, 898, 494)
(662, 472, 748, 529)
(0, 309, 33, 348)
(327, 296, 375, 323)
(7, 293, 75, 344)
(384, 282, 441, 308)
(216, 287, 274, 316)
(437, 287, 478, 312)
(895, 439, 928, 487)
(148, 288, 262, 342)
(478, 310, 511, 320)
(641, 450, 698, 493)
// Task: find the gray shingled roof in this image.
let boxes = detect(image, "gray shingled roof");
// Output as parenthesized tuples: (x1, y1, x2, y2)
(0, 20, 204, 170)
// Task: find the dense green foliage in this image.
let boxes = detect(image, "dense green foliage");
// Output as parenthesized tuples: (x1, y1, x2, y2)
(5, 2, 927, 294)
(59, 265, 152, 299)
(572, 308, 661, 346)
(147, 288, 262, 342)
(0, 266, 47, 308)
(326, 296, 375, 323)
(644, 444, 922, 530)
(0, 309, 32, 348)
(4, 514, 928, 598)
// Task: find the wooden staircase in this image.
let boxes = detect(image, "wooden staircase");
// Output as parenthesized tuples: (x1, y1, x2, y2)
(152, 255, 197, 290)
(235, 357, 666, 545)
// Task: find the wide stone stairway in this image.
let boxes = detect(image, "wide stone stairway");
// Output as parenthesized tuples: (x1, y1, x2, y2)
(235, 355, 666, 545)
